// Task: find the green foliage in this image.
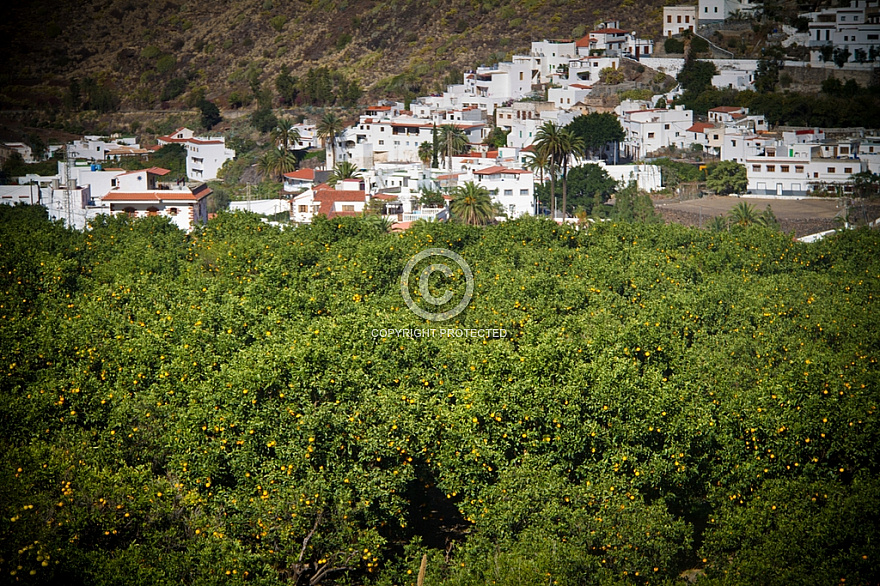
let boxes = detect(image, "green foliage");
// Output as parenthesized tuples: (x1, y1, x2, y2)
(450, 181, 494, 225)
(160, 77, 188, 102)
(599, 67, 624, 84)
(482, 127, 509, 149)
(567, 113, 625, 160)
(653, 157, 705, 188)
(150, 143, 187, 176)
(80, 77, 119, 113)
(1, 153, 58, 179)
(156, 54, 177, 74)
(560, 164, 618, 213)
(198, 99, 222, 130)
(269, 15, 286, 32)
(706, 160, 748, 195)
(251, 107, 278, 134)
(755, 46, 784, 93)
(612, 181, 661, 223)
(0, 204, 878, 586)
(327, 161, 362, 187)
(664, 37, 684, 54)
(677, 57, 718, 94)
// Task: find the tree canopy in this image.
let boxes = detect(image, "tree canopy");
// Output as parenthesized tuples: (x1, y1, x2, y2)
(0, 205, 878, 585)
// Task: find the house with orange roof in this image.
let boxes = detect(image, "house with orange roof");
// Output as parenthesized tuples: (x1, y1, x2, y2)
(576, 22, 654, 58)
(101, 167, 211, 231)
(289, 181, 369, 223)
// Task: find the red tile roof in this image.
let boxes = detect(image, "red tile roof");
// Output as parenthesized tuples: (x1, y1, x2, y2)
(283, 168, 316, 181)
(575, 35, 597, 47)
(709, 106, 744, 113)
(102, 187, 211, 203)
(687, 122, 715, 133)
(473, 165, 530, 175)
(117, 166, 171, 176)
(590, 28, 628, 34)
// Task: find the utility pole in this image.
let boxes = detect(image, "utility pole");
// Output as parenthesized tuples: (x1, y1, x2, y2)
(64, 144, 77, 227)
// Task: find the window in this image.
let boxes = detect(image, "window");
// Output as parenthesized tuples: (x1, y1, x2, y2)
(677, 15, 682, 22)
(814, 172, 820, 178)
(766, 165, 775, 172)
(648, 132, 655, 138)
(519, 72, 524, 80)
(731, 140, 737, 147)
(828, 167, 836, 173)
(147, 207, 159, 217)
(298, 205, 308, 213)
(123, 207, 136, 217)
(685, 15, 690, 22)
(664, 124, 670, 130)
(795, 165, 804, 173)
(341, 204, 355, 212)
(869, 34, 879, 40)
(752, 164, 761, 172)
(110, 178, 117, 187)
(667, 15, 672, 22)
(504, 189, 513, 196)
(845, 167, 853, 174)
(168, 207, 178, 216)
(379, 140, 384, 145)
(780, 165, 789, 172)
(840, 146, 849, 154)
(520, 189, 529, 196)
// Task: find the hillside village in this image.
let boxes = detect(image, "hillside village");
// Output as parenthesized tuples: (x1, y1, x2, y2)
(2, 0, 880, 234)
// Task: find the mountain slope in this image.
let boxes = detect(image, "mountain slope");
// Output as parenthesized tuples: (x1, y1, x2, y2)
(1, 0, 670, 110)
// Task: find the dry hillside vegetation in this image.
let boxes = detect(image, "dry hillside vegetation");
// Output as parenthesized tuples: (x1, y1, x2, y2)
(0, 0, 670, 109)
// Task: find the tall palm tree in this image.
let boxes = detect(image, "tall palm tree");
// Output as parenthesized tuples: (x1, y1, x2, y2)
(327, 161, 362, 187)
(523, 148, 552, 215)
(316, 112, 344, 169)
(437, 124, 469, 171)
(271, 117, 301, 151)
(257, 147, 298, 181)
(418, 141, 434, 167)
(450, 181, 494, 226)
(534, 121, 566, 219)
(558, 128, 585, 220)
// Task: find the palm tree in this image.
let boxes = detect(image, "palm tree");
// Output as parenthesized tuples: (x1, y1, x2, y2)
(437, 124, 469, 171)
(257, 147, 298, 181)
(730, 201, 759, 226)
(708, 215, 728, 232)
(534, 121, 566, 219)
(523, 148, 552, 215)
(450, 181, 494, 226)
(271, 117, 301, 151)
(316, 112, 344, 169)
(558, 128, 585, 219)
(418, 141, 434, 167)
(327, 161, 362, 187)
(363, 213, 394, 232)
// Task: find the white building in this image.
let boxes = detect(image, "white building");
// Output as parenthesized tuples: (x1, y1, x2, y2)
(100, 167, 211, 231)
(515, 40, 577, 84)
(619, 106, 695, 159)
(548, 86, 593, 110)
(565, 56, 621, 85)
(699, 0, 757, 23)
(664, 6, 699, 37)
(803, 0, 880, 65)
(290, 181, 368, 224)
(67, 135, 140, 162)
(471, 165, 535, 218)
(157, 127, 236, 181)
(576, 22, 654, 58)
(746, 142, 867, 196)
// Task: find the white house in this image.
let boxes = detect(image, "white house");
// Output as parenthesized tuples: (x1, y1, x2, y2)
(619, 106, 695, 159)
(515, 40, 578, 84)
(699, 0, 757, 23)
(548, 85, 593, 110)
(565, 56, 621, 85)
(67, 135, 140, 162)
(576, 22, 654, 58)
(471, 165, 535, 218)
(101, 167, 211, 231)
(290, 181, 368, 224)
(746, 143, 867, 196)
(282, 168, 333, 194)
(803, 0, 880, 65)
(1, 142, 35, 163)
(663, 6, 699, 37)
(157, 127, 236, 181)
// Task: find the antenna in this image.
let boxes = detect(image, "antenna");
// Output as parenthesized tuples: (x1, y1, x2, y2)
(64, 144, 77, 227)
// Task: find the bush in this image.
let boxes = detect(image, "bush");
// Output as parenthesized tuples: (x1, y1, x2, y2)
(269, 15, 286, 32)
(664, 37, 685, 54)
